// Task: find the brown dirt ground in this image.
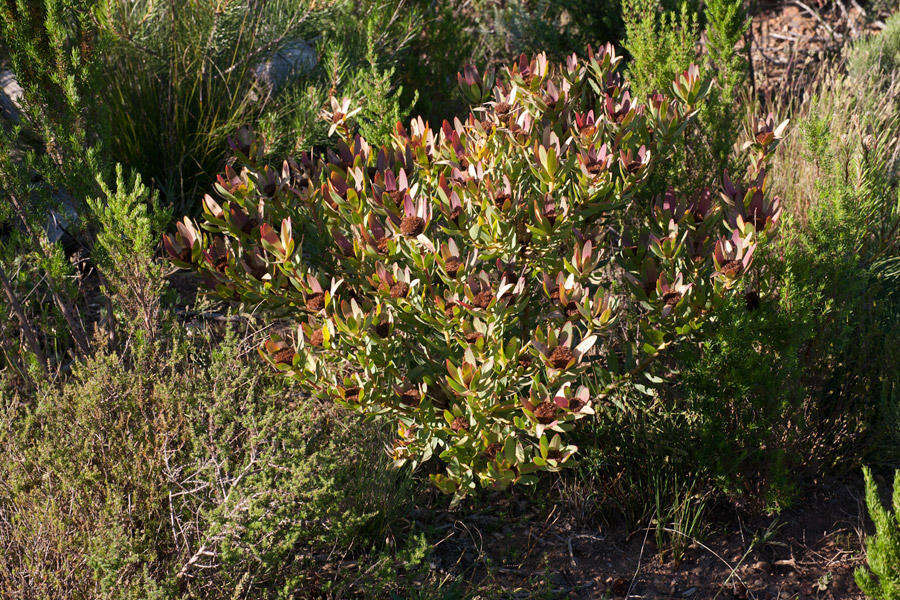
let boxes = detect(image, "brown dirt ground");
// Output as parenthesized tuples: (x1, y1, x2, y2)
(414, 480, 868, 599)
(745, 0, 887, 102)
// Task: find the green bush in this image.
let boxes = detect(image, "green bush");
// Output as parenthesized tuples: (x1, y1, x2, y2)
(856, 467, 900, 600)
(88, 164, 170, 339)
(654, 22, 900, 510)
(165, 48, 784, 500)
(623, 0, 749, 185)
(0, 0, 473, 376)
(0, 325, 420, 599)
(1, 0, 472, 213)
(848, 12, 900, 84)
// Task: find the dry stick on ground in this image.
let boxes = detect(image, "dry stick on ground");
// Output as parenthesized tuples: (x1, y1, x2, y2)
(834, 0, 858, 39)
(624, 525, 651, 600)
(792, 0, 839, 42)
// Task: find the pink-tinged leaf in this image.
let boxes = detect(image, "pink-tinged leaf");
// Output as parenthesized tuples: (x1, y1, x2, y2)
(333, 229, 353, 256)
(575, 335, 597, 357)
(742, 242, 756, 267)
(384, 169, 397, 191)
(162, 234, 184, 261)
(202, 194, 224, 219)
(281, 218, 292, 249)
(176, 218, 197, 248)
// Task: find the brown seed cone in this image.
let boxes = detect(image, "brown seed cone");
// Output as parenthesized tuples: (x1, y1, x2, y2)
(662, 291, 682, 306)
(533, 401, 558, 424)
(272, 348, 295, 365)
(305, 292, 325, 311)
(564, 395, 586, 412)
(450, 417, 469, 432)
(399, 387, 421, 406)
(722, 259, 743, 278)
(444, 257, 462, 276)
(472, 289, 493, 309)
(564, 301, 580, 318)
(585, 161, 604, 175)
(464, 331, 484, 344)
(374, 322, 391, 338)
(549, 345, 574, 370)
(484, 442, 503, 459)
(308, 328, 324, 347)
(389, 281, 410, 299)
(375, 236, 391, 253)
(342, 386, 360, 402)
(400, 216, 425, 237)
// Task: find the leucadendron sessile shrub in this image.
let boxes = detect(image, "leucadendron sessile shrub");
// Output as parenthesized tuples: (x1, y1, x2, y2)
(165, 46, 786, 500)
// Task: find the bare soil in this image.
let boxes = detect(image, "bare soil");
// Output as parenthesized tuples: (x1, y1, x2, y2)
(414, 480, 867, 599)
(746, 0, 886, 101)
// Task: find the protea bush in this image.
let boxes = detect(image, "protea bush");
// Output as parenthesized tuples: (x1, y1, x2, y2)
(164, 45, 785, 501)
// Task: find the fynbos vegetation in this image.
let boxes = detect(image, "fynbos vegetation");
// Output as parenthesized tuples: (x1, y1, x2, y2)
(0, 0, 896, 597)
(164, 48, 785, 498)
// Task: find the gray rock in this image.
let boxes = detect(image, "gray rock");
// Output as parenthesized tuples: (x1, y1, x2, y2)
(45, 192, 79, 245)
(251, 40, 317, 100)
(0, 69, 23, 122)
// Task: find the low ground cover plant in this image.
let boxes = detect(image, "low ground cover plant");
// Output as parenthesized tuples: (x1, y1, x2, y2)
(165, 47, 786, 499)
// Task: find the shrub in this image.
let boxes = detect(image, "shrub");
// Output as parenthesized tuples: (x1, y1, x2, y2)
(623, 0, 750, 184)
(660, 21, 900, 510)
(0, 325, 419, 599)
(856, 467, 900, 600)
(623, 0, 699, 102)
(165, 47, 784, 500)
(848, 12, 900, 85)
(88, 164, 170, 340)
